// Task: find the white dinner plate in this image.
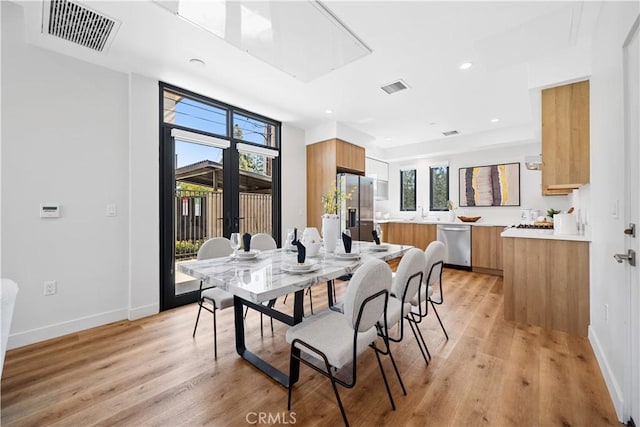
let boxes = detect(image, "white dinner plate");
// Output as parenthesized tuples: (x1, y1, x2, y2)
(282, 262, 321, 274)
(369, 243, 390, 251)
(282, 259, 317, 270)
(232, 250, 260, 260)
(334, 252, 361, 260)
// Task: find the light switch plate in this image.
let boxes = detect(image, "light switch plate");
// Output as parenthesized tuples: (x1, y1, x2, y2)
(106, 204, 117, 217)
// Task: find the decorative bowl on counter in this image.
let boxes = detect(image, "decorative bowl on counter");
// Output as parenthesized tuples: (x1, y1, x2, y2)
(458, 215, 481, 222)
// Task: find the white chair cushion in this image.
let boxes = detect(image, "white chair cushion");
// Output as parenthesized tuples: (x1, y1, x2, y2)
(198, 237, 233, 260)
(381, 296, 410, 328)
(410, 285, 434, 307)
(286, 310, 378, 369)
(202, 287, 234, 310)
(391, 248, 426, 300)
(424, 241, 445, 286)
(250, 233, 277, 251)
(343, 259, 392, 332)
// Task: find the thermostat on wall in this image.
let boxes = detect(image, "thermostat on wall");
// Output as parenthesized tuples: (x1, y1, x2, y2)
(40, 203, 61, 218)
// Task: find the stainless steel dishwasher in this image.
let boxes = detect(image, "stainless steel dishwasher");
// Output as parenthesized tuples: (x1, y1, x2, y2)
(436, 224, 471, 268)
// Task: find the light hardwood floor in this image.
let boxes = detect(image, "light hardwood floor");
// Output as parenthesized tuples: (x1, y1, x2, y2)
(1, 269, 620, 426)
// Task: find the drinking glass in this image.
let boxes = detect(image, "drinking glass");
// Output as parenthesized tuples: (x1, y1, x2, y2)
(285, 228, 295, 249)
(230, 233, 241, 256)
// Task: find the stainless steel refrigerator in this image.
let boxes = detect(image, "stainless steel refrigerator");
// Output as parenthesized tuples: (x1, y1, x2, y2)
(337, 173, 374, 241)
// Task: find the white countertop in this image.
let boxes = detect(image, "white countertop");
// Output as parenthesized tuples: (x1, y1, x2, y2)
(377, 219, 509, 227)
(501, 227, 591, 242)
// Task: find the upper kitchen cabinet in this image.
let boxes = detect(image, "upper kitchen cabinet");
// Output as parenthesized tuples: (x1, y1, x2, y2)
(541, 80, 590, 195)
(366, 157, 389, 201)
(335, 139, 366, 173)
(307, 138, 365, 229)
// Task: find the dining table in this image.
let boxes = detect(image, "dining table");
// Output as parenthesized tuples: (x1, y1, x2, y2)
(178, 241, 413, 387)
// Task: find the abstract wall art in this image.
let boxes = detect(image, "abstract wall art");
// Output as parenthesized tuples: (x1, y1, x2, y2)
(459, 162, 520, 207)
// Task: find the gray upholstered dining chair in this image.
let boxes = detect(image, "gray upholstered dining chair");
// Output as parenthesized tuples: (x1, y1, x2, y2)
(250, 233, 277, 251)
(192, 237, 234, 359)
(407, 240, 447, 364)
(380, 248, 426, 369)
(286, 258, 403, 426)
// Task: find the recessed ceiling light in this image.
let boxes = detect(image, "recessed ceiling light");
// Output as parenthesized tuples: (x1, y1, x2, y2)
(189, 58, 206, 67)
(459, 62, 473, 70)
(491, 118, 500, 123)
(325, 109, 333, 114)
(385, 137, 392, 141)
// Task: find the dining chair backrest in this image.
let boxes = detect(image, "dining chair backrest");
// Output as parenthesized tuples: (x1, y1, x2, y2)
(197, 237, 233, 260)
(250, 233, 277, 251)
(343, 258, 392, 332)
(392, 248, 427, 308)
(424, 241, 446, 286)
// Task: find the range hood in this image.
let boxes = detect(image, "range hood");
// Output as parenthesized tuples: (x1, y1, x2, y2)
(525, 155, 542, 170)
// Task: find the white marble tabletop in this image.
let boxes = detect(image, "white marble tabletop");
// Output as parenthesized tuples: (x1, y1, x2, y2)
(177, 242, 412, 304)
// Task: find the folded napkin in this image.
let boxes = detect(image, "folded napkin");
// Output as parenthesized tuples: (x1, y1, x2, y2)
(342, 232, 352, 253)
(294, 240, 306, 264)
(372, 230, 381, 245)
(291, 227, 298, 247)
(242, 233, 252, 252)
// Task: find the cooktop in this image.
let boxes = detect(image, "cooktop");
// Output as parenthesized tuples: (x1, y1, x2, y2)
(516, 224, 554, 230)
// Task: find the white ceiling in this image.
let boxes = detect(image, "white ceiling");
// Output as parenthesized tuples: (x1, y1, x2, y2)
(18, 1, 601, 156)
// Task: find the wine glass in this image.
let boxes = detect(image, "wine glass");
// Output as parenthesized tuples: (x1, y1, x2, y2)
(230, 233, 241, 257)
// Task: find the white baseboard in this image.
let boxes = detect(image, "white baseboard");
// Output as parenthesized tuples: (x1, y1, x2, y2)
(128, 303, 158, 320)
(589, 325, 625, 422)
(7, 308, 128, 350)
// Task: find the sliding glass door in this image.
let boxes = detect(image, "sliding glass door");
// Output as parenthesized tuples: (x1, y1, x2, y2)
(160, 84, 281, 310)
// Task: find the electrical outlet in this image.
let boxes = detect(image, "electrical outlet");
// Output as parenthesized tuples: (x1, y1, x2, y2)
(44, 280, 57, 296)
(604, 304, 609, 322)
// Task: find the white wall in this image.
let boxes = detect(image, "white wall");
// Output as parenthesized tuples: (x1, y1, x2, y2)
(1, 2, 130, 346)
(281, 124, 307, 236)
(128, 73, 159, 318)
(1, 1, 309, 348)
(588, 2, 639, 421)
(376, 142, 571, 225)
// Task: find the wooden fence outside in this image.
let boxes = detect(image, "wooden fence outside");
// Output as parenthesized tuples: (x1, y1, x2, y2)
(175, 190, 272, 258)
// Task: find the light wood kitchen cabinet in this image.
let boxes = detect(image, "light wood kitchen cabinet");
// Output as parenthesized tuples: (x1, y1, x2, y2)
(378, 222, 436, 249)
(413, 223, 437, 250)
(336, 139, 365, 173)
(502, 237, 589, 336)
(471, 226, 504, 275)
(306, 138, 366, 230)
(541, 80, 590, 195)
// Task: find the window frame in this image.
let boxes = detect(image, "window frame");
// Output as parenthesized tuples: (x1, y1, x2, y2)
(400, 169, 417, 211)
(429, 165, 450, 211)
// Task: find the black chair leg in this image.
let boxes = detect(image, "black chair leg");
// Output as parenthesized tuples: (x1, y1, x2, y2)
(260, 313, 264, 337)
(430, 301, 449, 340)
(408, 320, 430, 365)
(327, 367, 349, 427)
(213, 306, 218, 360)
(374, 349, 396, 411)
(387, 346, 407, 395)
(192, 301, 203, 337)
(307, 288, 314, 315)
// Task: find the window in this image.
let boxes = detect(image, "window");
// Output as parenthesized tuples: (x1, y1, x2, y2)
(400, 169, 416, 211)
(430, 166, 449, 211)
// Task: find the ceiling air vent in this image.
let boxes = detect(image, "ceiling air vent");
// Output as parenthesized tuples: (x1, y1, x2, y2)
(381, 79, 410, 95)
(43, 0, 120, 52)
(442, 130, 459, 136)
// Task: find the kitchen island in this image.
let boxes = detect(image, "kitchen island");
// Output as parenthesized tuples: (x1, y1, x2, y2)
(501, 228, 591, 336)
